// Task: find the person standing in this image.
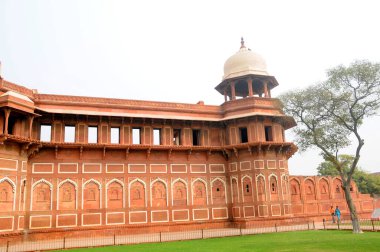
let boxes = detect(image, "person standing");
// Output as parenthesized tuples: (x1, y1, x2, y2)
(335, 206, 341, 223)
(329, 205, 335, 223)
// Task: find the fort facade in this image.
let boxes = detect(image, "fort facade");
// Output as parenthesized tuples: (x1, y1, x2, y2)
(0, 39, 374, 234)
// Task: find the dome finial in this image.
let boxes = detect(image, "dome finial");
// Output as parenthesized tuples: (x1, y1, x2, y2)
(240, 37, 245, 49)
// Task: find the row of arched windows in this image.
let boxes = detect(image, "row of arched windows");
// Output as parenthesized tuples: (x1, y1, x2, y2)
(230, 174, 289, 203)
(290, 177, 356, 201)
(29, 177, 228, 211)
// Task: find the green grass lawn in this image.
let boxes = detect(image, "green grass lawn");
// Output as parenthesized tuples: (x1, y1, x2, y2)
(64, 230, 380, 252)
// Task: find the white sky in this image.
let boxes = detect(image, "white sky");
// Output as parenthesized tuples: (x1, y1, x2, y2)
(1, 0, 380, 175)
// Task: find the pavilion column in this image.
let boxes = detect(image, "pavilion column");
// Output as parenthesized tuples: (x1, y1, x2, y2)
(27, 115, 34, 138)
(3, 108, 11, 134)
(263, 81, 269, 98)
(224, 90, 228, 102)
(230, 81, 236, 100)
(247, 78, 253, 97)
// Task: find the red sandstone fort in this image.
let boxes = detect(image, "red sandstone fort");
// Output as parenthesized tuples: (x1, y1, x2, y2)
(0, 39, 375, 234)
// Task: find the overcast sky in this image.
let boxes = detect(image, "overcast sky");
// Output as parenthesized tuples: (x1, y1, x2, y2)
(1, 0, 380, 175)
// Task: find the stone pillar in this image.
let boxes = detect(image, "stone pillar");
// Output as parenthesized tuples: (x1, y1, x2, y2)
(247, 78, 253, 97)
(3, 108, 11, 134)
(224, 90, 228, 102)
(230, 81, 236, 100)
(27, 115, 34, 138)
(263, 81, 269, 98)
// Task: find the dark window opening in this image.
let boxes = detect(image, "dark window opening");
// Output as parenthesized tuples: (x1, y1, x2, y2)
(239, 127, 248, 143)
(265, 126, 273, 141)
(173, 129, 181, 145)
(192, 129, 200, 146)
(271, 183, 277, 193)
(216, 188, 220, 192)
(246, 184, 250, 193)
(7, 117, 16, 135)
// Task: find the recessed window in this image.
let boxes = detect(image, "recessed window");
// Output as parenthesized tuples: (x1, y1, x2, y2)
(153, 128, 161, 145)
(40, 125, 51, 142)
(265, 126, 273, 141)
(132, 128, 141, 144)
(111, 127, 120, 144)
(239, 127, 248, 143)
(64, 125, 75, 143)
(192, 129, 200, 146)
(88, 126, 98, 143)
(246, 184, 250, 193)
(173, 129, 181, 145)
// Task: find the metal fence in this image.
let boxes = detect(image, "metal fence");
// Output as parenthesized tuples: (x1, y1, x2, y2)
(0, 218, 378, 252)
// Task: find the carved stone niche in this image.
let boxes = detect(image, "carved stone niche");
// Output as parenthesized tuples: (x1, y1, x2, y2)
(0, 180, 14, 211)
(130, 181, 145, 208)
(59, 182, 76, 210)
(83, 181, 100, 210)
(319, 178, 330, 200)
(107, 181, 123, 209)
(257, 176, 266, 201)
(290, 179, 301, 202)
(32, 182, 51, 211)
(212, 179, 226, 205)
(172, 180, 187, 206)
(151, 181, 167, 208)
(192, 180, 207, 206)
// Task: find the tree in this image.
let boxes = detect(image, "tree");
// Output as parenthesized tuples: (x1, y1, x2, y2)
(317, 155, 380, 196)
(280, 60, 380, 233)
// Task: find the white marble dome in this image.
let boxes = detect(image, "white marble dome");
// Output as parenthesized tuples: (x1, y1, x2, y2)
(223, 39, 268, 80)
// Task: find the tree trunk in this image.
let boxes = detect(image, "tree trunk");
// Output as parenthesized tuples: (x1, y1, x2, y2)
(343, 185, 362, 233)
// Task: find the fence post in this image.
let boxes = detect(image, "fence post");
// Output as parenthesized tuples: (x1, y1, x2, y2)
(275, 223, 278, 232)
(63, 237, 66, 249)
(202, 229, 204, 239)
(6, 240, 9, 252)
(323, 219, 326, 230)
(337, 221, 340, 230)
(240, 224, 242, 236)
(313, 220, 315, 230)
(160, 232, 162, 242)
(114, 232, 116, 245)
(307, 222, 310, 230)
(371, 219, 375, 231)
